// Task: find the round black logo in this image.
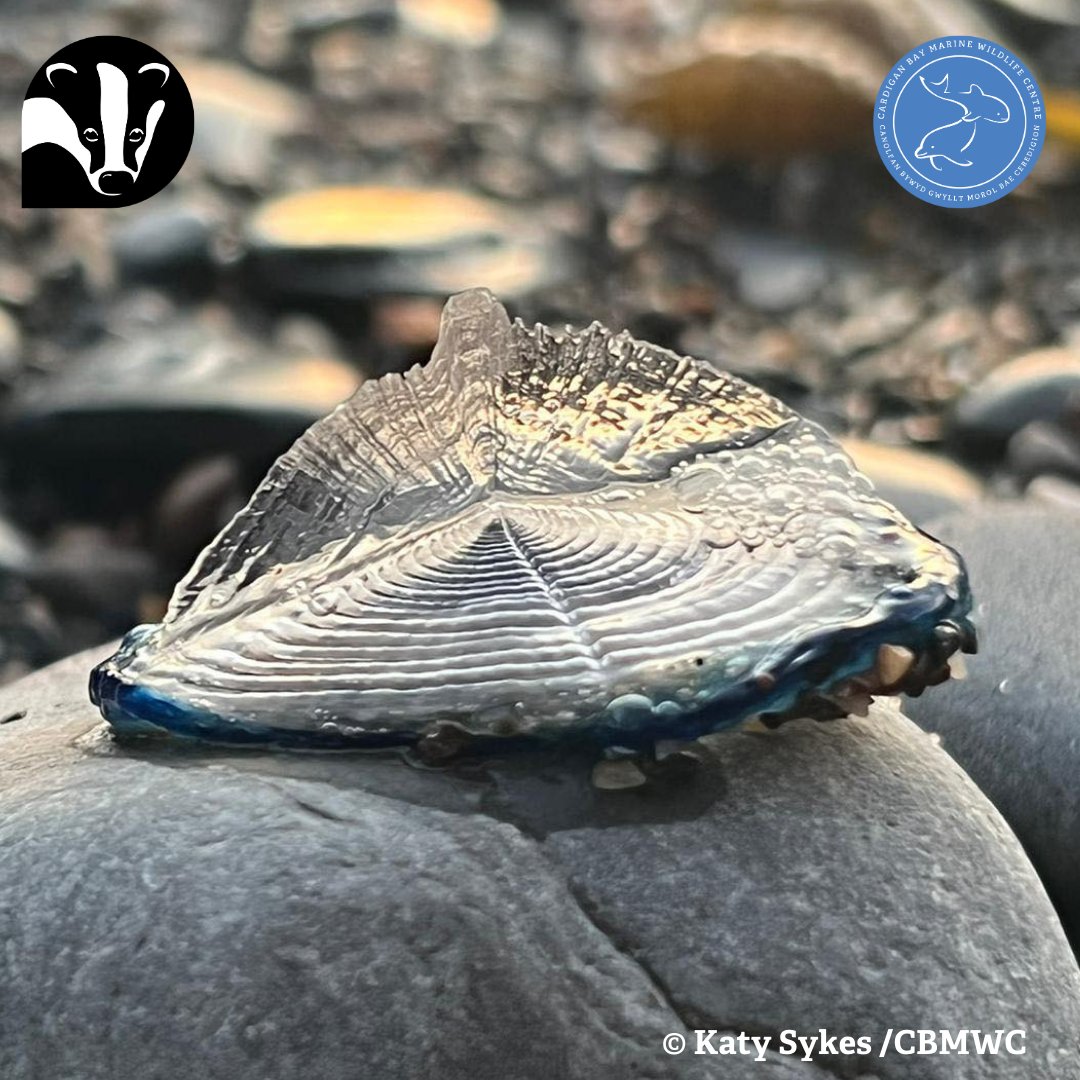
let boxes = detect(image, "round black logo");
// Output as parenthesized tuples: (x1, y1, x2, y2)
(22, 36, 194, 208)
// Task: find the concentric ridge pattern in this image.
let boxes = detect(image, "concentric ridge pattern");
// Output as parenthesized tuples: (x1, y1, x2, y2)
(91, 289, 974, 750)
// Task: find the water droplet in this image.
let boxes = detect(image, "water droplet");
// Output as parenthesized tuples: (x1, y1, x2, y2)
(705, 527, 738, 549)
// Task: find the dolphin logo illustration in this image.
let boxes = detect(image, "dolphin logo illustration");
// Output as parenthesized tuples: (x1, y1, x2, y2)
(919, 74, 1011, 124)
(959, 83, 1010, 123)
(876, 45, 1045, 206)
(914, 116, 976, 170)
(912, 73, 1012, 171)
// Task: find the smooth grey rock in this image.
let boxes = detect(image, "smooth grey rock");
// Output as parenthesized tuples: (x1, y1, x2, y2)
(1, 648, 1078, 1080)
(952, 348, 1080, 446)
(113, 206, 215, 289)
(1008, 419, 1080, 485)
(1027, 474, 1080, 514)
(0, 650, 820, 1080)
(906, 502, 1080, 949)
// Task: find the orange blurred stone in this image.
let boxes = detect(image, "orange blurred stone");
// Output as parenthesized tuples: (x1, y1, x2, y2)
(622, 16, 883, 158)
(1047, 89, 1080, 152)
(247, 186, 563, 300)
(372, 297, 444, 349)
(398, 0, 502, 47)
(250, 186, 510, 251)
(842, 437, 982, 506)
(620, 2, 1007, 161)
(748, 0, 998, 57)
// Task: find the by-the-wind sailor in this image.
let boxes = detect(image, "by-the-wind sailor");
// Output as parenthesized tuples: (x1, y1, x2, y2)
(91, 288, 975, 755)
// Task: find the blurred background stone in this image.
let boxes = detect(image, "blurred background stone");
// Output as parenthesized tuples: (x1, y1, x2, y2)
(150, 455, 248, 582)
(618, 1, 1003, 160)
(245, 185, 566, 306)
(840, 438, 983, 526)
(1026, 472, 1080, 510)
(1007, 415, 1080, 485)
(112, 204, 218, 293)
(5, 299, 360, 518)
(182, 59, 306, 188)
(3, 4, 1080, 1070)
(952, 347, 1080, 449)
(27, 525, 159, 645)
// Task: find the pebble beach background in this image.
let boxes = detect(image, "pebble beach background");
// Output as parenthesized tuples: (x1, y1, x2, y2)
(1, 0, 1079, 677)
(4, 5, 1080, 1076)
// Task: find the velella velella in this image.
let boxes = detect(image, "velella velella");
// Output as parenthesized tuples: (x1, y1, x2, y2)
(90, 288, 975, 757)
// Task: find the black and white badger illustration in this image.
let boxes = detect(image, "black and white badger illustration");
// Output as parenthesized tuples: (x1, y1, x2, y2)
(22, 36, 193, 209)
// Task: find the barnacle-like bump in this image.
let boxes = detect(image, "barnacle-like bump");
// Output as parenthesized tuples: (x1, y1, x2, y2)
(90, 289, 975, 752)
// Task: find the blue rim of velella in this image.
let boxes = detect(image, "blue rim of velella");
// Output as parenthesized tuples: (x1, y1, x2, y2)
(89, 571, 974, 755)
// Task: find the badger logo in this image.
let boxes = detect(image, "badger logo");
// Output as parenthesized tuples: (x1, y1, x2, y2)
(22, 37, 193, 209)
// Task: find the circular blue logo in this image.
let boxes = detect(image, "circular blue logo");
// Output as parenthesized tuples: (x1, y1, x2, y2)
(874, 37, 1044, 208)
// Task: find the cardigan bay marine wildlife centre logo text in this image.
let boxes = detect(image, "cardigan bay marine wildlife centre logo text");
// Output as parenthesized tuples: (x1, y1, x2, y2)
(21, 36, 193, 208)
(875, 37, 1044, 208)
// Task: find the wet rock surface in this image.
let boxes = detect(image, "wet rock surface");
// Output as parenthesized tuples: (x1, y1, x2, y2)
(1, 649, 1078, 1079)
(905, 502, 1080, 949)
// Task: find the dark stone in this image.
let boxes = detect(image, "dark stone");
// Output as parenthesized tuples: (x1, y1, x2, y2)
(906, 502, 1080, 950)
(112, 206, 215, 292)
(151, 455, 247, 577)
(1, 649, 1077, 1079)
(1007, 418, 1080, 485)
(28, 526, 157, 630)
(4, 304, 359, 520)
(952, 348, 1080, 448)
